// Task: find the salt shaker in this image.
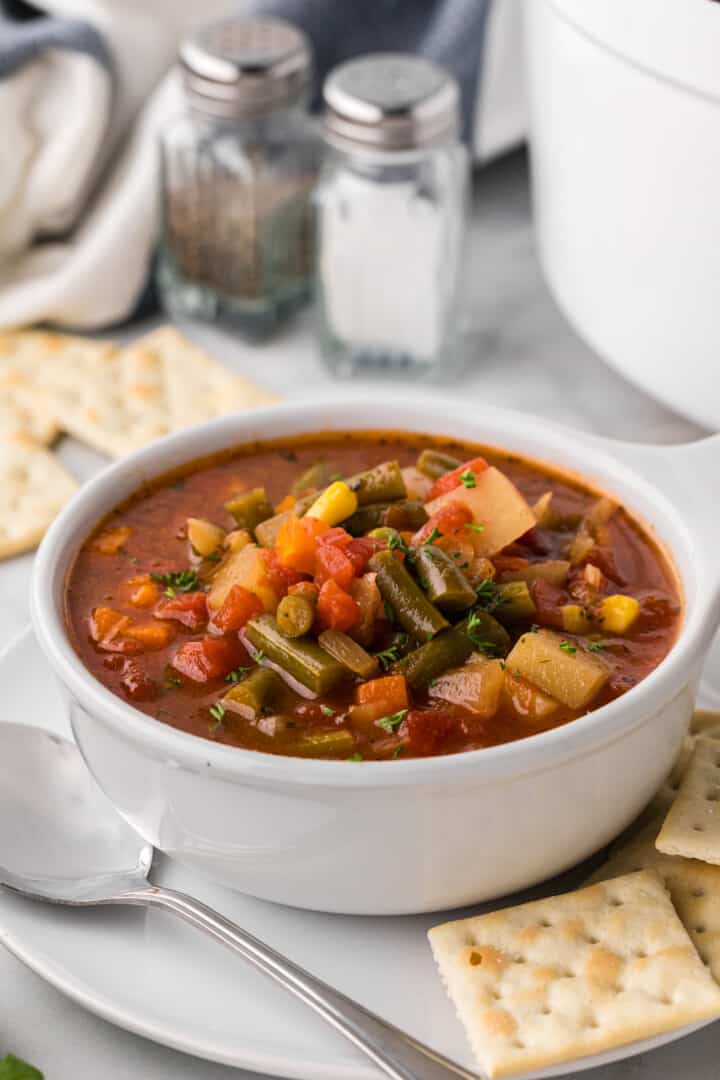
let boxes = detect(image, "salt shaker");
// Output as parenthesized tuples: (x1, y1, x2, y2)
(315, 53, 469, 377)
(157, 17, 318, 338)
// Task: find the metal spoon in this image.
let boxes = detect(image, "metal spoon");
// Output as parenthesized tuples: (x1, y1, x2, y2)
(0, 724, 478, 1080)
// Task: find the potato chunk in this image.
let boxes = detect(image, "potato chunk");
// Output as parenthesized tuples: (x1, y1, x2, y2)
(208, 544, 277, 612)
(187, 517, 225, 557)
(426, 466, 535, 557)
(429, 654, 505, 718)
(506, 628, 608, 709)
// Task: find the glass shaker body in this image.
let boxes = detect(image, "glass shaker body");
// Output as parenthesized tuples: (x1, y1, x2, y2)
(158, 102, 318, 338)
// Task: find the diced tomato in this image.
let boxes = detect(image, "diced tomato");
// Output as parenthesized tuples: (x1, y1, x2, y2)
(260, 548, 306, 596)
(356, 674, 408, 712)
(212, 585, 263, 632)
(119, 658, 157, 702)
(492, 555, 529, 574)
(317, 527, 352, 549)
(529, 579, 568, 629)
(414, 501, 473, 545)
(154, 591, 208, 630)
(315, 579, 360, 632)
(401, 709, 455, 756)
(275, 515, 329, 574)
(427, 457, 489, 501)
(171, 635, 242, 682)
(315, 542, 355, 590)
(344, 537, 381, 575)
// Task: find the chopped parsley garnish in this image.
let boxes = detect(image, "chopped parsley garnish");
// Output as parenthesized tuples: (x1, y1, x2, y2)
(253, 650, 266, 664)
(559, 641, 577, 655)
(588, 641, 607, 653)
(530, 624, 540, 634)
(466, 609, 498, 655)
(321, 705, 336, 717)
(423, 527, 441, 546)
(348, 753, 363, 762)
(499, 661, 506, 671)
(205, 550, 222, 562)
(375, 644, 401, 669)
(464, 522, 485, 533)
(475, 579, 504, 613)
(459, 468, 477, 489)
(392, 746, 403, 759)
(209, 702, 226, 731)
(376, 709, 408, 733)
(150, 569, 201, 594)
(429, 677, 439, 687)
(225, 666, 252, 682)
(388, 533, 412, 557)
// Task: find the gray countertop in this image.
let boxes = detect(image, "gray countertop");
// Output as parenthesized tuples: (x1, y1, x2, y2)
(0, 150, 713, 1080)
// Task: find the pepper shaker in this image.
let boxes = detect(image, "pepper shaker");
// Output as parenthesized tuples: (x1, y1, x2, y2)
(157, 17, 318, 338)
(314, 53, 469, 377)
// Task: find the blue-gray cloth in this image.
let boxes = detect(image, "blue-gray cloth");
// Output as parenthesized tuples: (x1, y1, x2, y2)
(0, 0, 110, 78)
(246, 0, 490, 140)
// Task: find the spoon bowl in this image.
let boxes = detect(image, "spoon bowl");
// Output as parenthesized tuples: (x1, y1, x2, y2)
(0, 722, 478, 1080)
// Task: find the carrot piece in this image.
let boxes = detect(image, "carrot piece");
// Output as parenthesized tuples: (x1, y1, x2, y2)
(90, 606, 130, 644)
(128, 576, 162, 609)
(356, 674, 408, 713)
(91, 525, 132, 556)
(275, 515, 328, 574)
(427, 457, 489, 501)
(315, 579, 360, 632)
(123, 623, 174, 650)
(275, 494, 296, 513)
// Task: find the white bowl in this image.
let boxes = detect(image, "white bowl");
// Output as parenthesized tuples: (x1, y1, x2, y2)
(30, 397, 720, 915)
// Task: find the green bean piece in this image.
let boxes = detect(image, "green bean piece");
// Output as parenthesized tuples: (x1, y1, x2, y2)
(413, 544, 477, 613)
(493, 581, 537, 623)
(277, 593, 316, 638)
(245, 614, 345, 695)
(465, 608, 512, 657)
(394, 623, 475, 689)
(255, 509, 294, 548)
(288, 729, 356, 758)
(318, 630, 379, 679)
(416, 448, 462, 480)
(369, 549, 448, 641)
(224, 488, 274, 534)
(346, 461, 406, 506)
(223, 668, 283, 719)
(291, 461, 340, 498)
(342, 503, 388, 536)
(383, 500, 429, 532)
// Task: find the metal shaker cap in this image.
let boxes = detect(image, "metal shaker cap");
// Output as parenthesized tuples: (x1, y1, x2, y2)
(180, 16, 312, 117)
(323, 53, 460, 151)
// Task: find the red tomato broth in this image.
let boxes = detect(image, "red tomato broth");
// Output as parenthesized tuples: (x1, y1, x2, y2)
(64, 432, 682, 761)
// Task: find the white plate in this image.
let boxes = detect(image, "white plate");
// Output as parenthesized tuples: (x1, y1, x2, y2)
(0, 628, 717, 1080)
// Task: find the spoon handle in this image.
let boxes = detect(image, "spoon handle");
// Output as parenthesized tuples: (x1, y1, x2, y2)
(120, 885, 478, 1080)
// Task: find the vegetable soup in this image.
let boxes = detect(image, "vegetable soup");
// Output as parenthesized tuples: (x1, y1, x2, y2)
(65, 432, 682, 760)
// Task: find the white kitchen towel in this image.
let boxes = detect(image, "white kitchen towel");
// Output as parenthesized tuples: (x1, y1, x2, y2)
(0, 0, 231, 331)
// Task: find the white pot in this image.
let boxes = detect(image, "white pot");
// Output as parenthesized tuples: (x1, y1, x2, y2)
(31, 397, 720, 914)
(525, 0, 720, 429)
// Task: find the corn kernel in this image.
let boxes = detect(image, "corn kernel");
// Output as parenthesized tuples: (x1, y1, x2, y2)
(561, 603, 592, 634)
(600, 594, 640, 634)
(305, 480, 358, 526)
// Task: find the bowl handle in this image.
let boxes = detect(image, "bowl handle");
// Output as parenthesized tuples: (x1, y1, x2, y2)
(602, 433, 720, 597)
